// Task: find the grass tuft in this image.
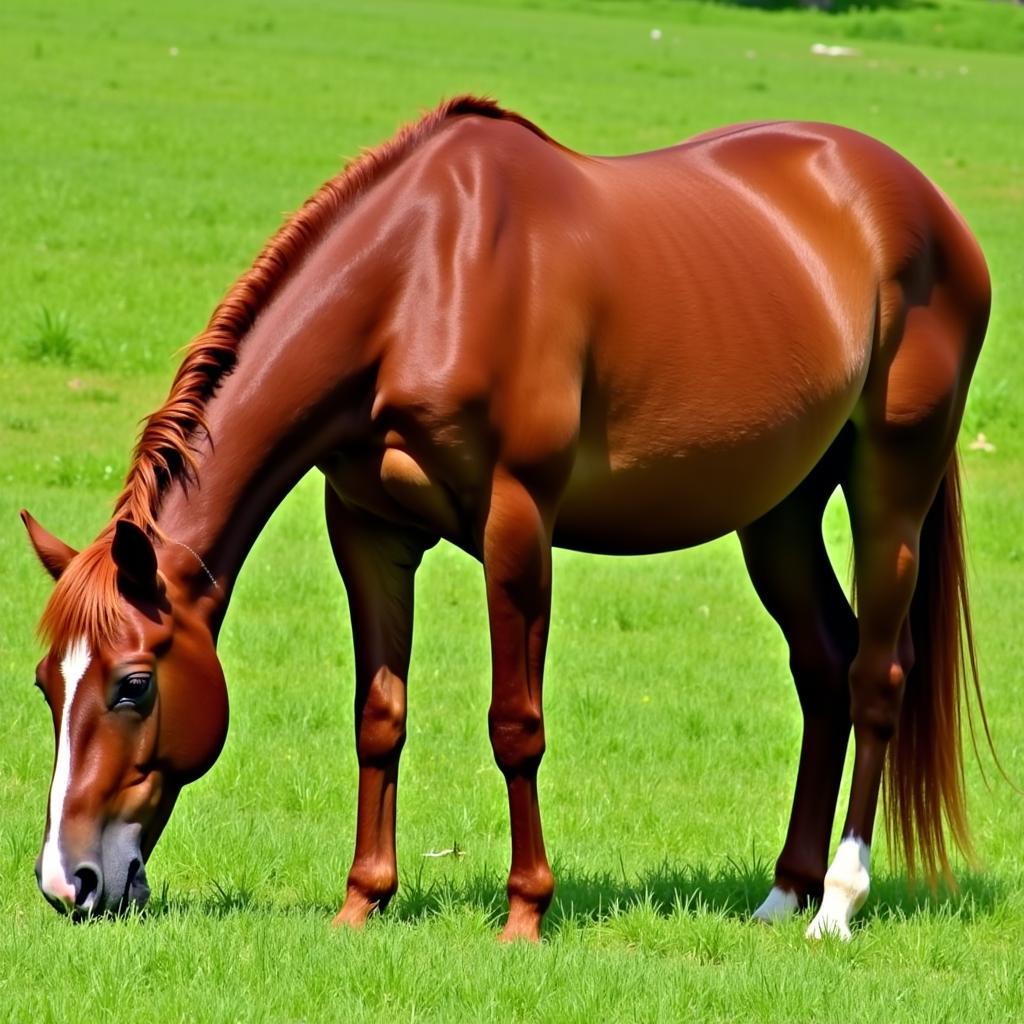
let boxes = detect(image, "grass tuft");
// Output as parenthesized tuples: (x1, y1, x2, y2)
(20, 307, 78, 365)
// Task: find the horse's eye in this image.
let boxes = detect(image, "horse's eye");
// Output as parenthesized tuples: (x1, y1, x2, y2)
(115, 672, 153, 708)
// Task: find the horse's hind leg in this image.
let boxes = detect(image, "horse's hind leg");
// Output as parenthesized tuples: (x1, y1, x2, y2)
(739, 432, 858, 922)
(804, 451, 934, 939)
(324, 483, 435, 928)
(806, 301, 980, 939)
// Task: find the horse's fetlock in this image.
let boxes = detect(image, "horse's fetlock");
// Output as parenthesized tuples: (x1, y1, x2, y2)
(347, 861, 399, 907)
(507, 865, 555, 909)
(823, 864, 870, 909)
(774, 863, 826, 905)
(824, 837, 870, 901)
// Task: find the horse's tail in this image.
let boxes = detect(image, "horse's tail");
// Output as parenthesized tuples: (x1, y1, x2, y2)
(884, 451, 995, 886)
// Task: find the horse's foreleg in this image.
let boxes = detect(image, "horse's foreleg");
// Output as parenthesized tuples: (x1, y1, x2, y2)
(324, 483, 431, 928)
(483, 472, 556, 943)
(739, 443, 856, 922)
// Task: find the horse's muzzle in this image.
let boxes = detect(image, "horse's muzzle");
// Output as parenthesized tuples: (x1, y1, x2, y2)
(36, 822, 151, 919)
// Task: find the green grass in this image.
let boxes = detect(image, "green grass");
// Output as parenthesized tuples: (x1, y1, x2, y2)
(2, 1, 1023, 1021)
(19, 307, 78, 366)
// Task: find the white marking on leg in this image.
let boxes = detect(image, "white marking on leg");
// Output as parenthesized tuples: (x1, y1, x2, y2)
(752, 885, 799, 924)
(40, 637, 91, 906)
(806, 836, 870, 940)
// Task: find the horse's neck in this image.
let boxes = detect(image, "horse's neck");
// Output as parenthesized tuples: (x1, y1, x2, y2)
(154, 248, 381, 618)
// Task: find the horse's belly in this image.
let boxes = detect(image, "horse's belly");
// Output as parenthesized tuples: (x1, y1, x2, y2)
(558, 283, 872, 552)
(554, 407, 849, 555)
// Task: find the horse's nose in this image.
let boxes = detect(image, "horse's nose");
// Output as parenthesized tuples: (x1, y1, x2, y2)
(40, 859, 104, 915)
(72, 863, 103, 914)
(39, 862, 76, 912)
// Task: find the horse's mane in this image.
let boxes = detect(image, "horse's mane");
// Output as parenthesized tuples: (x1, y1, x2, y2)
(40, 95, 549, 650)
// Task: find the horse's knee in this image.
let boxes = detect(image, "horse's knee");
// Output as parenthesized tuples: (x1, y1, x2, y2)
(357, 669, 407, 765)
(489, 704, 545, 776)
(346, 857, 399, 908)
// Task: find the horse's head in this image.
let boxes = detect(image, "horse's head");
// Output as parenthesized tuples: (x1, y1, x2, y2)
(22, 512, 228, 917)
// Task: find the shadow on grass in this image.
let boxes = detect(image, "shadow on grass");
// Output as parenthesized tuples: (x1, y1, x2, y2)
(143, 854, 1010, 932)
(863, 870, 1007, 924)
(709, 0, 926, 11)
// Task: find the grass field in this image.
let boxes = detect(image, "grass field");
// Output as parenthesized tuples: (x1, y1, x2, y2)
(2, 1, 1024, 1021)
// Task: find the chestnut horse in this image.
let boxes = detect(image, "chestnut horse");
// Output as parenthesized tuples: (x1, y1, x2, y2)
(23, 97, 991, 940)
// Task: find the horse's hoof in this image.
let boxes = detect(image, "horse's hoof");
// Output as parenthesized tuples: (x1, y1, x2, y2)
(331, 894, 376, 930)
(751, 885, 799, 924)
(805, 911, 852, 941)
(498, 907, 542, 943)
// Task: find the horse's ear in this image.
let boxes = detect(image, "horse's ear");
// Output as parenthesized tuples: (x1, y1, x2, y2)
(111, 520, 159, 596)
(21, 509, 78, 581)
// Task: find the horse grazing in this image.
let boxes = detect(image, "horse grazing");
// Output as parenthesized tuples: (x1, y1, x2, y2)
(23, 97, 992, 940)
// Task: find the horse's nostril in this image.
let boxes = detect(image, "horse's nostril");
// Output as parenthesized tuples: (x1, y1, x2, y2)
(73, 866, 101, 910)
(125, 858, 141, 890)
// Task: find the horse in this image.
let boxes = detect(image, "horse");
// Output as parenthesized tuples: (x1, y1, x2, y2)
(22, 96, 992, 941)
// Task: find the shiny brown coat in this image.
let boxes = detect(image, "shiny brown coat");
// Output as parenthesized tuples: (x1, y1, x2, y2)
(24, 98, 990, 937)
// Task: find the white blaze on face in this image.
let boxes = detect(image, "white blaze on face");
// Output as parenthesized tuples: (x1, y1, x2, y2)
(806, 835, 871, 941)
(39, 636, 91, 906)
